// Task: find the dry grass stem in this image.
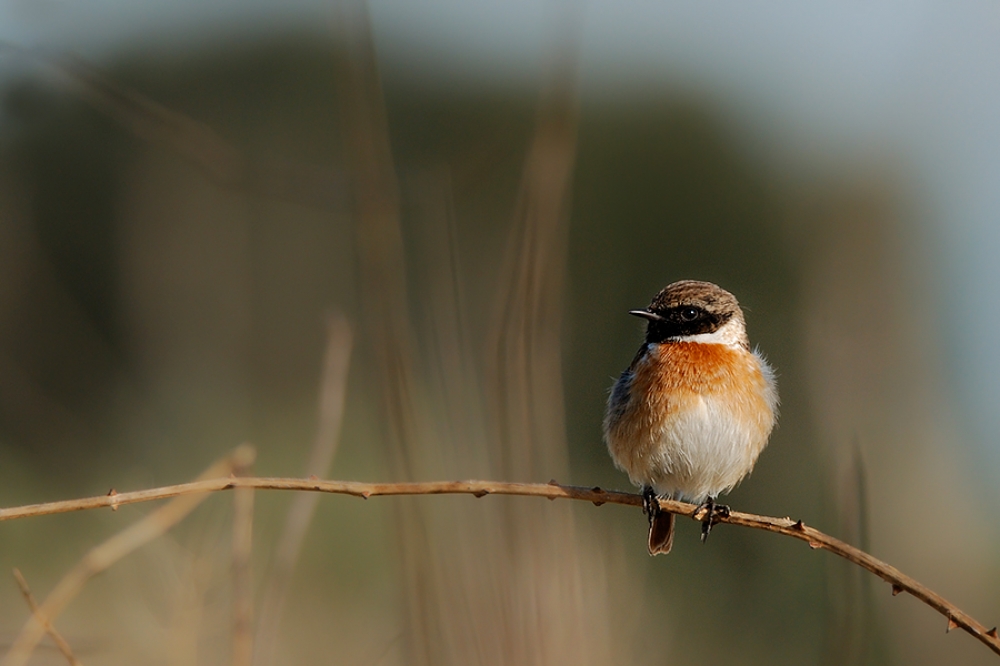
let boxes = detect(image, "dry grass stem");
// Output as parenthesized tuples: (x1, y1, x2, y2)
(1, 444, 256, 666)
(10, 569, 83, 666)
(336, 5, 438, 661)
(253, 314, 353, 666)
(474, 35, 612, 665)
(232, 457, 255, 666)
(1, 474, 996, 658)
(337, 0, 418, 475)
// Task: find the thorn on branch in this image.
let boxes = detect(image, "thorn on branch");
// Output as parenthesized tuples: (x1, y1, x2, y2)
(987, 627, 998, 639)
(948, 617, 959, 633)
(547, 479, 560, 486)
(590, 486, 606, 505)
(107, 488, 119, 512)
(472, 490, 488, 498)
(807, 541, 822, 550)
(792, 519, 805, 531)
(892, 584, 904, 596)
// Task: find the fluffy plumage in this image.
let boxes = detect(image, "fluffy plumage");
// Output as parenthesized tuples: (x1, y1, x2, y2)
(604, 280, 778, 555)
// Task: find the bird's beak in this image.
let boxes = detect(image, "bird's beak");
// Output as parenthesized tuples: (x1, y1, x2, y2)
(629, 309, 664, 322)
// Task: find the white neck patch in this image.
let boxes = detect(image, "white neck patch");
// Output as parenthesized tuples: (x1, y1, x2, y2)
(671, 316, 747, 349)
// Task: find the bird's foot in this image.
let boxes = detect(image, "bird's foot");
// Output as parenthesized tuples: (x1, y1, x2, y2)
(695, 498, 731, 543)
(641, 486, 660, 524)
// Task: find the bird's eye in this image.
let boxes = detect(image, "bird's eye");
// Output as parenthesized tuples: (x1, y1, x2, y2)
(679, 307, 700, 322)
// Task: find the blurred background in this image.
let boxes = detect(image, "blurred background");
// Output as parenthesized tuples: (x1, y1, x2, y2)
(0, 1, 998, 664)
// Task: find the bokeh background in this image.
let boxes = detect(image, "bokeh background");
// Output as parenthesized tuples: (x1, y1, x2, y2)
(0, 2, 998, 665)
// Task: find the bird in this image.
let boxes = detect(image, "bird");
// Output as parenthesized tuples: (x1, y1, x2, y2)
(603, 280, 778, 555)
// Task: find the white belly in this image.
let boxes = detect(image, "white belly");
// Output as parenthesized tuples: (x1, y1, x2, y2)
(642, 394, 764, 503)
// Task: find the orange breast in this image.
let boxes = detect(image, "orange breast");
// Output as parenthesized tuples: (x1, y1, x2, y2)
(635, 342, 760, 397)
(630, 341, 771, 435)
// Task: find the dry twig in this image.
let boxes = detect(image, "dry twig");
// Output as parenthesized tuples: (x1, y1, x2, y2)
(1, 476, 997, 658)
(10, 569, 83, 666)
(1, 445, 256, 666)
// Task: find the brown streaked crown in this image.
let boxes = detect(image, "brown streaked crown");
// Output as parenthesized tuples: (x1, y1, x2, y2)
(630, 280, 745, 345)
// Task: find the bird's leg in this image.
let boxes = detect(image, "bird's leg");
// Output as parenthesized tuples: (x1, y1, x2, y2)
(697, 498, 731, 542)
(641, 486, 660, 526)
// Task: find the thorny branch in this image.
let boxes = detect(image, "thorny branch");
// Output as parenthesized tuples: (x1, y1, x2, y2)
(1, 477, 998, 659)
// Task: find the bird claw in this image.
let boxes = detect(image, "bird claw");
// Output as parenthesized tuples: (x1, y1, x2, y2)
(696, 498, 730, 542)
(641, 487, 660, 524)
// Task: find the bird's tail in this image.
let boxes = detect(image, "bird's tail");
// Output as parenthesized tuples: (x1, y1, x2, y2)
(647, 511, 675, 555)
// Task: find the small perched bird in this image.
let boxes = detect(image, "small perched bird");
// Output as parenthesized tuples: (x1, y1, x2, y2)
(603, 280, 778, 555)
